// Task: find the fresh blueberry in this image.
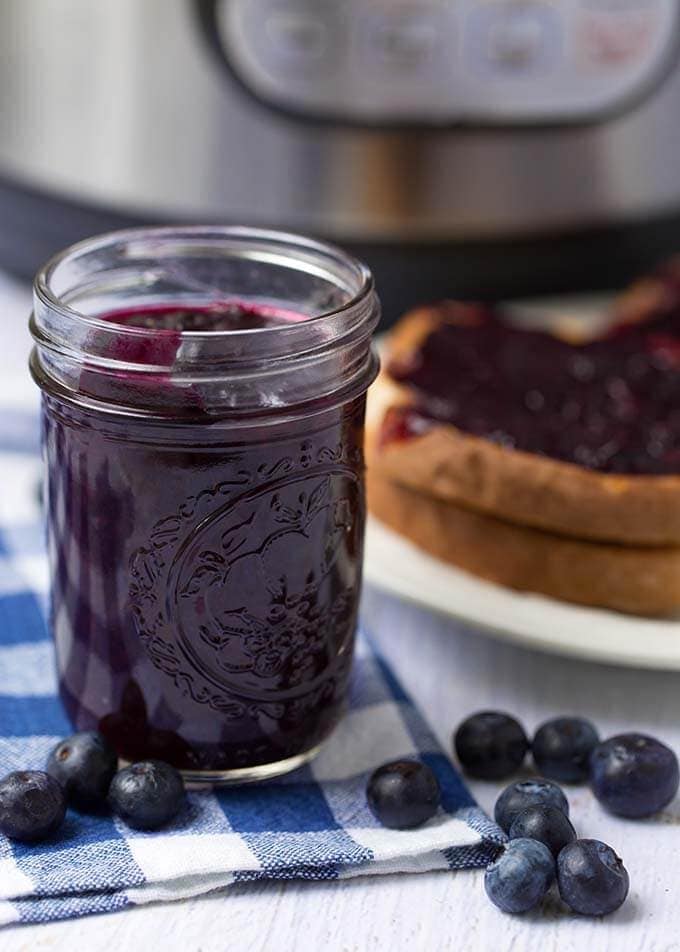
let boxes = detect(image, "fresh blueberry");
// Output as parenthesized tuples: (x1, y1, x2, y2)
(485, 838, 555, 914)
(494, 779, 569, 834)
(508, 805, 576, 858)
(0, 770, 66, 842)
(366, 760, 440, 829)
(532, 717, 600, 783)
(47, 731, 118, 810)
(454, 712, 529, 780)
(590, 733, 679, 818)
(108, 760, 185, 830)
(558, 839, 629, 916)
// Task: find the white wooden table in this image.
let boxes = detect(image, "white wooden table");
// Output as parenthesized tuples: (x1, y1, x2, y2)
(1, 273, 678, 952)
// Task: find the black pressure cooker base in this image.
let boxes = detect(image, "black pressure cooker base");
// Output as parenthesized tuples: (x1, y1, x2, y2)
(2, 174, 680, 327)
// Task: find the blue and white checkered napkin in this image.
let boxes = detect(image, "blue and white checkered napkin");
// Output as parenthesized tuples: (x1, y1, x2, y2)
(0, 405, 503, 928)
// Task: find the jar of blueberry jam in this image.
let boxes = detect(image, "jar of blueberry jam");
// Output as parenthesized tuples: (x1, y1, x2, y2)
(30, 227, 379, 783)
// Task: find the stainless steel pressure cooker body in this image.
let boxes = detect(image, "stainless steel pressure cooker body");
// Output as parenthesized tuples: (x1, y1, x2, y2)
(0, 0, 679, 319)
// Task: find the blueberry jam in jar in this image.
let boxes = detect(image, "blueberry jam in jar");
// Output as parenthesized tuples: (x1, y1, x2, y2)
(30, 227, 379, 782)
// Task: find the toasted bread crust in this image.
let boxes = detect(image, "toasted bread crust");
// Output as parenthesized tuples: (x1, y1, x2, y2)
(370, 308, 680, 546)
(367, 472, 680, 617)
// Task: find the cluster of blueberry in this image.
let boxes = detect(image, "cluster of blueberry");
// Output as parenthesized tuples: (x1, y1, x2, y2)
(0, 732, 186, 842)
(364, 712, 678, 918)
(456, 712, 679, 917)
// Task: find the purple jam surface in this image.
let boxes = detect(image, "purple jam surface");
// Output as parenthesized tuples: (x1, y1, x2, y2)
(100, 301, 308, 332)
(385, 303, 680, 475)
(45, 303, 366, 773)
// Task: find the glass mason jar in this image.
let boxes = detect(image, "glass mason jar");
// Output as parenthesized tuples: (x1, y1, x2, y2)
(30, 226, 379, 783)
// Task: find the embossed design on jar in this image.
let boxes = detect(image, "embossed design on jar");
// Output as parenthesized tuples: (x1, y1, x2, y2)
(128, 441, 364, 722)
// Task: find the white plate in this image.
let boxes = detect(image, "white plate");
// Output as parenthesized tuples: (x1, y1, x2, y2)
(364, 517, 680, 671)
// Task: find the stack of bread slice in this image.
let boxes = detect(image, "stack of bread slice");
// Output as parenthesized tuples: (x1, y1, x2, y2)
(367, 269, 680, 616)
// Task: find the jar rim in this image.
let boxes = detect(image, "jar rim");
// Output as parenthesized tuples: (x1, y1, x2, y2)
(31, 225, 380, 421)
(34, 224, 375, 340)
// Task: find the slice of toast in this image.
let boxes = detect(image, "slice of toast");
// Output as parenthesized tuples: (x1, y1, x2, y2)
(368, 279, 680, 546)
(367, 471, 680, 617)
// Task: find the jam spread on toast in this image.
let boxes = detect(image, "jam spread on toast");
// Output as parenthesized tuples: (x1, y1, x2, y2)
(384, 297, 680, 475)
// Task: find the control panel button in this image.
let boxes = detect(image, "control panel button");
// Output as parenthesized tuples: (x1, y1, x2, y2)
(578, 8, 658, 68)
(367, 10, 439, 68)
(265, 11, 329, 66)
(468, 2, 562, 76)
(354, 4, 451, 110)
(487, 14, 545, 68)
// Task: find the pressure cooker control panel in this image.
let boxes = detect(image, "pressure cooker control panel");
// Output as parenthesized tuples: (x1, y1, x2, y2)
(215, 0, 679, 123)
